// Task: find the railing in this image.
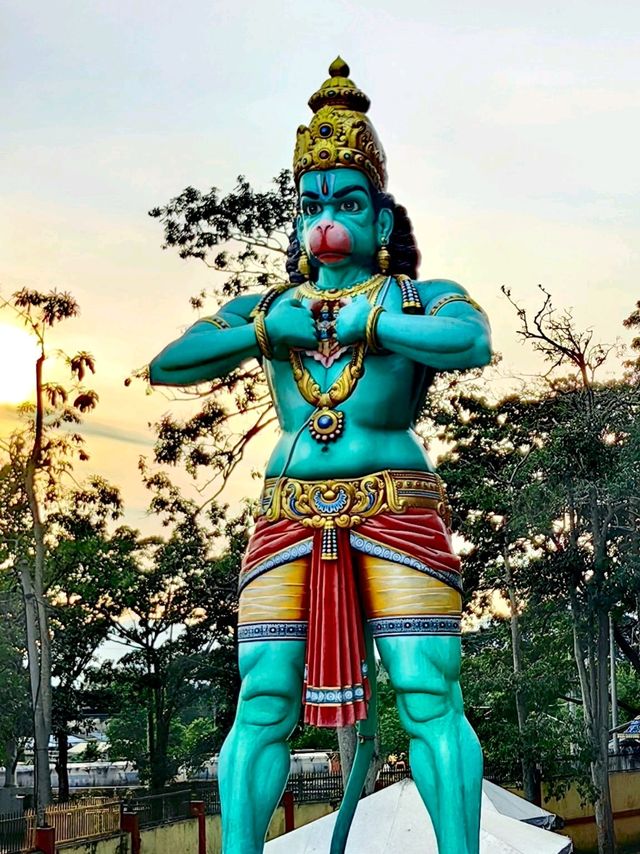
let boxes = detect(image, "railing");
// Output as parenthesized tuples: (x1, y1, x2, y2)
(190, 767, 413, 815)
(284, 771, 345, 804)
(0, 811, 34, 854)
(123, 789, 193, 829)
(376, 768, 412, 788)
(39, 798, 121, 845)
(189, 781, 221, 816)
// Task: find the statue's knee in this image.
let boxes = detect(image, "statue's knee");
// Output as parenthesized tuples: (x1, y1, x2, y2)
(239, 690, 298, 731)
(397, 689, 451, 730)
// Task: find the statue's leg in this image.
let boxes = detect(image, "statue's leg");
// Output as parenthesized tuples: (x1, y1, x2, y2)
(218, 638, 305, 854)
(376, 634, 482, 854)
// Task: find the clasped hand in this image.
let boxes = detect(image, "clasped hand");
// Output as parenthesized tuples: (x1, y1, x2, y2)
(264, 296, 371, 359)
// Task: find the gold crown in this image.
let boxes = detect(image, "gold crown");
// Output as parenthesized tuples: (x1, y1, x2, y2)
(293, 57, 387, 190)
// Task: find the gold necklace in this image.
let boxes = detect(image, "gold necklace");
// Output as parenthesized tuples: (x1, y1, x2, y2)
(295, 273, 386, 302)
(290, 344, 365, 443)
(289, 276, 389, 443)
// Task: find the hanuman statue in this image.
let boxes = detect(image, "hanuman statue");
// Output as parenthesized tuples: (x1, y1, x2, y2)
(150, 58, 491, 854)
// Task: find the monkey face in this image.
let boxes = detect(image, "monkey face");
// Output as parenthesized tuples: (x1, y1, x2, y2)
(297, 168, 390, 272)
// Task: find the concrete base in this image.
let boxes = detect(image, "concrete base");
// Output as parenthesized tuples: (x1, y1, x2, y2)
(264, 779, 573, 854)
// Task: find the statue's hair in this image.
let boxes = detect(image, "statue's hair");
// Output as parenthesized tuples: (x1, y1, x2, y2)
(285, 187, 421, 284)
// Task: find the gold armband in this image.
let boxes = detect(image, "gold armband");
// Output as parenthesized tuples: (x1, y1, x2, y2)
(253, 311, 273, 361)
(199, 314, 231, 330)
(428, 294, 485, 317)
(365, 305, 386, 354)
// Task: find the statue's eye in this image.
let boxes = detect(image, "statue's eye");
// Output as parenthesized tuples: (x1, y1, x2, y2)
(303, 202, 321, 216)
(340, 199, 360, 212)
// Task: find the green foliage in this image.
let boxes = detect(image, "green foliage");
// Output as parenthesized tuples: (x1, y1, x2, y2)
(290, 724, 339, 752)
(377, 678, 409, 757)
(148, 171, 296, 275)
(0, 592, 32, 767)
(79, 741, 102, 762)
(178, 717, 221, 775)
(431, 288, 640, 820)
(70, 473, 245, 790)
(461, 613, 591, 794)
(106, 704, 148, 771)
(145, 173, 299, 498)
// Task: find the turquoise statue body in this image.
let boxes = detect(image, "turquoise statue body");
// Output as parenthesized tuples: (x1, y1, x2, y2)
(150, 59, 491, 854)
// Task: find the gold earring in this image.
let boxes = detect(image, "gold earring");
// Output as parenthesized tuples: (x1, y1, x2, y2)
(377, 242, 390, 274)
(298, 249, 310, 278)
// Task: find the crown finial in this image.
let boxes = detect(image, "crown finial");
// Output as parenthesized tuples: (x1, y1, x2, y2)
(329, 56, 350, 77)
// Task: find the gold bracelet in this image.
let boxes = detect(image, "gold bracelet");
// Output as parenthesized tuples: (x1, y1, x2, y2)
(253, 311, 273, 361)
(365, 305, 386, 354)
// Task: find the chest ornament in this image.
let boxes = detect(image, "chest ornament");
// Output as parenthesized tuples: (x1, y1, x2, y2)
(288, 275, 393, 444)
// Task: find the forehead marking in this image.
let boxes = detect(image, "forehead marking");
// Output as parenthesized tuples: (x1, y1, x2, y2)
(315, 172, 335, 199)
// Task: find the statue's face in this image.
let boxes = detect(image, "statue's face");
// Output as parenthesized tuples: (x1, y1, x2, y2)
(297, 168, 392, 271)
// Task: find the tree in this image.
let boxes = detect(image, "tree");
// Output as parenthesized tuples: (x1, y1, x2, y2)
(434, 387, 573, 802)
(68, 470, 244, 790)
(146, 172, 297, 499)
(495, 288, 640, 854)
(429, 287, 640, 852)
(47, 477, 133, 801)
(0, 289, 98, 818)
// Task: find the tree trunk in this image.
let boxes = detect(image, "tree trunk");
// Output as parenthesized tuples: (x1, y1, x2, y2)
(20, 352, 53, 821)
(363, 733, 382, 796)
(18, 561, 52, 822)
(150, 718, 170, 792)
(591, 610, 616, 854)
(55, 732, 70, 803)
(503, 547, 538, 803)
(3, 738, 18, 787)
(337, 726, 357, 787)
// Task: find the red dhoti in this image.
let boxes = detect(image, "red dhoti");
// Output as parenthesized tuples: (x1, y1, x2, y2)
(237, 471, 462, 728)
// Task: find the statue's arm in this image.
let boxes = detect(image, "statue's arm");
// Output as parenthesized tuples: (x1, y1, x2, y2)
(148, 294, 262, 387)
(376, 280, 492, 371)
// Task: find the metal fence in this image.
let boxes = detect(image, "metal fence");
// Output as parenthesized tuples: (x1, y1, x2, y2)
(123, 789, 193, 829)
(376, 768, 412, 788)
(0, 811, 34, 854)
(284, 771, 345, 804)
(189, 781, 220, 816)
(190, 768, 413, 816)
(41, 798, 121, 845)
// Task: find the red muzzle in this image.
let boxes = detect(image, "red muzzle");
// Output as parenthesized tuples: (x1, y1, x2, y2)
(308, 222, 352, 264)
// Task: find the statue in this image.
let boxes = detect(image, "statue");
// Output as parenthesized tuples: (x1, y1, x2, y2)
(149, 58, 491, 854)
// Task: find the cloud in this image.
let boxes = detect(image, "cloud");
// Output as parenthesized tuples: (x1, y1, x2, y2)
(0, 404, 153, 448)
(80, 421, 154, 448)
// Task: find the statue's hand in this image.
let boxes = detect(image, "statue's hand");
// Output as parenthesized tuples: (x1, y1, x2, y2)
(335, 295, 371, 346)
(265, 298, 317, 358)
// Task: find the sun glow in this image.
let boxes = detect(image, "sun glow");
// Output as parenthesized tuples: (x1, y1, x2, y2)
(0, 325, 40, 405)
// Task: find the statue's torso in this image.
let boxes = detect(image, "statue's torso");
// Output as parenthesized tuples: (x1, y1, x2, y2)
(264, 281, 434, 480)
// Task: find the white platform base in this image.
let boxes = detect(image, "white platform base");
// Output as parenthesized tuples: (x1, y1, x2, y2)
(265, 778, 572, 854)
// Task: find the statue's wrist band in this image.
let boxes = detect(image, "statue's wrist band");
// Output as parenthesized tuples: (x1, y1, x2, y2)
(365, 305, 386, 353)
(253, 312, 273, 360)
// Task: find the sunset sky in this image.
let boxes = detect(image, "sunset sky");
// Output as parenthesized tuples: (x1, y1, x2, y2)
(1, 0, 639, 533)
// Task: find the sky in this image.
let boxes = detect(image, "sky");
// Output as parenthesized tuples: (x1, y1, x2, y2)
(1, 0, 639, 532)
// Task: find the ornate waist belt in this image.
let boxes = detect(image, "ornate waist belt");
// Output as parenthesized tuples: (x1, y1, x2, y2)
(258, 469, 451, 559)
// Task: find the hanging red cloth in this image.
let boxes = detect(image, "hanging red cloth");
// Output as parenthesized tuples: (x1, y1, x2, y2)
(303, 527, 370, 727)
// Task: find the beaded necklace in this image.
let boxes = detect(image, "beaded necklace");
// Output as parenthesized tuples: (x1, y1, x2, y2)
(289, 275, 387, 443)
(295, 273, 386, 302)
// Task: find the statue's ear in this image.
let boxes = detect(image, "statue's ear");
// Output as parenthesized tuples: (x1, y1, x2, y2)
(376, 207, 394, 246)
(296, 214, 305, 246)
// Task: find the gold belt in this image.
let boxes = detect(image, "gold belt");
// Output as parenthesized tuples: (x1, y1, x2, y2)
(259, 470, 451, 557)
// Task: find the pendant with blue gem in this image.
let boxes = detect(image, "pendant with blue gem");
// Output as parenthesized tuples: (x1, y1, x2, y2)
(309, 408, 344, 442)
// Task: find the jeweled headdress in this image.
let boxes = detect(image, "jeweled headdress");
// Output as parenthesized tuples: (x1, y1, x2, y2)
(293, 57, 387, 191)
